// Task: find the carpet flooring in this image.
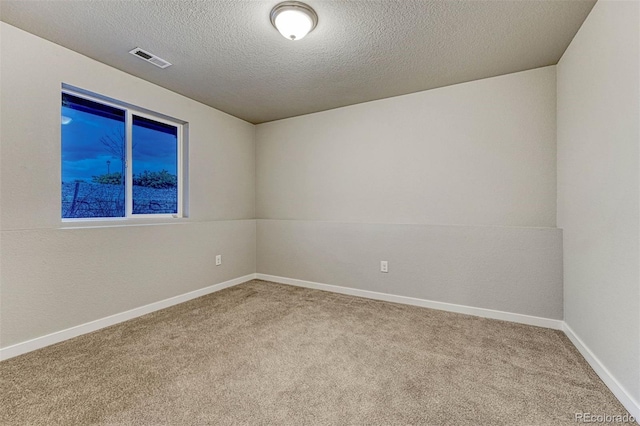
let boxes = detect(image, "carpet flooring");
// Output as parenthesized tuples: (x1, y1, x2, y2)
(0, 280, 631, 425)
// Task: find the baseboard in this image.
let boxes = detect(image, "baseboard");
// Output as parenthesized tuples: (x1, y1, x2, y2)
(3, 272, 637, 421)
(255, 273, 564, 330)
(563, 323, 640, 422)
(0, 273, 258, 361)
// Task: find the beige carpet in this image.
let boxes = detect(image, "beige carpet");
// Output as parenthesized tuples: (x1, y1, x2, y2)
(0, 280, 630, 425)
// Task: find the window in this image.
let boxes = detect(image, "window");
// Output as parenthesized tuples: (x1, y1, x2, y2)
(61, 87, 184, 220)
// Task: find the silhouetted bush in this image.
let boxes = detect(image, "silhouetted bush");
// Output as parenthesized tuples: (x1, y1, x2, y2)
(91, 172, 123, 186)
(133, 170, 177, 189)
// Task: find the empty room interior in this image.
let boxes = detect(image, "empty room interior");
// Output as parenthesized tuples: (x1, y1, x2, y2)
(0, 0, 639, 424)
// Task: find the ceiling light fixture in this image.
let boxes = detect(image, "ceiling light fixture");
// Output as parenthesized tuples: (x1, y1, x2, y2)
(270, 1, 318, 41)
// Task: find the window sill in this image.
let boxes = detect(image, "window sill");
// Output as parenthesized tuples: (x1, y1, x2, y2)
(60, 217, 189, 230)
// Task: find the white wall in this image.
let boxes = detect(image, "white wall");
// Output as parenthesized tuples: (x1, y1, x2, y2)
(257, 66, 557, 228)
(0, 23, 256, 348)
(256, 67, 562, 320)
(557, 0, 640, 409)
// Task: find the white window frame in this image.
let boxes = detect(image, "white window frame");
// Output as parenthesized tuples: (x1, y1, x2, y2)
(62, 86, 185, 222)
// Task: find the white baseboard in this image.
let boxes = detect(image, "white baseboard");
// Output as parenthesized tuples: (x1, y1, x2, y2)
(563, 323, 640, 422)
(255, 273, 564, 330)
(3, 272, 637, 423)
(0, 273, 257, 361)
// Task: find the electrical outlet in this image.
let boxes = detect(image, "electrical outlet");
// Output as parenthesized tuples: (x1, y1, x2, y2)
(216, 255, 222, 266)
(380, 261, 388, 273)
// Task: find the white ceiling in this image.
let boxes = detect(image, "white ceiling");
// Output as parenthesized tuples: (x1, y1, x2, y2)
(1, 0, 596, 124)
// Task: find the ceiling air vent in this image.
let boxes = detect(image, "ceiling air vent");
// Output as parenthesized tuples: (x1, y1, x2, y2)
(129, 48, 172, 69)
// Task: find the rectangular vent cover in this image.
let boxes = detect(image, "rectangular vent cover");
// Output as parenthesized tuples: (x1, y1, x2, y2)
(129, 48, 171, 69)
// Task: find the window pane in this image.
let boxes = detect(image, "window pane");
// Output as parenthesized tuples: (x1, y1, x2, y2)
(132, 115, 178, 214)
(62, 93, 126, 218)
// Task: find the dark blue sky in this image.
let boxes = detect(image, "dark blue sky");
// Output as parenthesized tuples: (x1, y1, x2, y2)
(132, 116, 178, 178)
(61, 104, 177, 183)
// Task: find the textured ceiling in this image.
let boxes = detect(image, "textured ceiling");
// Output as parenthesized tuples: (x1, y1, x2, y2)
(1, 0, 596, 124)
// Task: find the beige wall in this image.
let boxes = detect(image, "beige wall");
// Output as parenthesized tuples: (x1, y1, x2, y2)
(255, 67, 562, 320)
(557, 0, 640, 405)
(0, 23, 256, 347)
(257, 66, 557, 227)
(258, 220, 563, 319)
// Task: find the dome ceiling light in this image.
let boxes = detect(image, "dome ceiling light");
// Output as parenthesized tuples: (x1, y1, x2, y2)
(270, 1, 318, 41)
